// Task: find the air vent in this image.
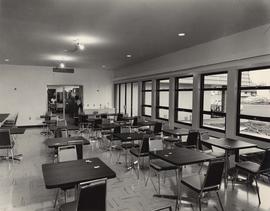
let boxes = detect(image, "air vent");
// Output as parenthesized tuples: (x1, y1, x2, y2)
(53, 67, 74, 73)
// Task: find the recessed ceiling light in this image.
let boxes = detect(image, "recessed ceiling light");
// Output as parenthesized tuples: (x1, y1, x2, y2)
(126, 54, 132, 58)
(78, 43, 85, 50)
(59, 62, 65, 68)
(4, 58, 9, 62)
(178, 33, 186, 37)
(101, 65, 106, 68)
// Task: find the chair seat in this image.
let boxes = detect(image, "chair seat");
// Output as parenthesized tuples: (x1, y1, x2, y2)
(130, 148, 149, 157)
(181, 174, 219, 193)
(121, 143, 139, 149)
(163, 137, 180, 143)
(205, 150, 225, 158)
(175, 142, 196, 148)
(236, 161, 260, 174)
(150, 159, 177, 171)
(59, 201, 76, 211)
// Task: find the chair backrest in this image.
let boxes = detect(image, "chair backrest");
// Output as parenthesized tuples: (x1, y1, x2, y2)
(58, 145, 77, 162)
(100, 113, 108, 119)
(154, 122, 162, 134)
(203, 159, 224, 191)
(94, 118, 102, 128)
(113, 126, 121, 134)
(259, 150, 270, 172)
(0, 129, 12, 147)
(121, 126, 130, 133)
(186, 130, 200, 147)
(57, 119, 67, 127)
(117, 113, 123, 121)
(77, 178, 107, 211)
(199, 132, 212, 150)
(149, 138, 164, 152)
(139, 137, 149, 153)
(133, 117, 138, 126)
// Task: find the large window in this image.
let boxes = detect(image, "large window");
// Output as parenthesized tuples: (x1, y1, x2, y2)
(175, 76, 193, 125)
(156, 79, 169, 120)
(237, 67, 270, 140)
(114, 82, 138, 116)
(201, 72, 227, 132)
(142, 80, 152, 117)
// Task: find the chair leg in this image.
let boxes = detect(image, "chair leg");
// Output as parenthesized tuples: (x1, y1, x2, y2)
(158, 173, 161, 195)
(54, 189, 60, 208)
(254, 177, 261, 204)
(198, 195, 202, 211)
(216, 191, 224, 211)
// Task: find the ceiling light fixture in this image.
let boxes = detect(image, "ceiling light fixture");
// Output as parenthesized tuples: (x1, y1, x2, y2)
(4, 58, 9, 62)
(101, 65, 106, 68)
(77, 43, 85, 51)
(178, 33, 186, 37)
(59, 62, 65, 68)
(126, 54, 132, 58)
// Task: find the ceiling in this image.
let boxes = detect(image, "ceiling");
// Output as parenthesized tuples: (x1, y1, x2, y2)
(1, 0, 270, 71)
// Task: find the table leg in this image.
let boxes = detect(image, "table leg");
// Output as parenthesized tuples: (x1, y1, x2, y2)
(224, 150, 229, 188)
(175, 166, 182, 210)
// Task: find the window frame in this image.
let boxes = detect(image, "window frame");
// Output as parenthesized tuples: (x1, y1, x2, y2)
(142, 80, 152, 117)
(200, 71, 228, 132)
(236, 66, 270, 141)
(156, 78, 170, 121)
(175, 76, 193, 125)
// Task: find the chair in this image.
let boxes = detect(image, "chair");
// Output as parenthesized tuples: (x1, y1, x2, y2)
(145, 138, 177, 195)
(181, 159, 225, 211)
(175, 130, 199, 149)
(56, 119, 68, 138)
(140, 122, 162, 135)
(199, 132, 225, 158)
(116, 113, 123, 121)
(130, 137, 150, 179)
(54, 145, 78, 207)
(0, 129, 15, 162)
(60, 178, 107, 211)
(234, 149, 270, 204)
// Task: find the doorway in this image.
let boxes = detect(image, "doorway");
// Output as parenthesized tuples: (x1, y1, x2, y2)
(47, 85, 83, 125)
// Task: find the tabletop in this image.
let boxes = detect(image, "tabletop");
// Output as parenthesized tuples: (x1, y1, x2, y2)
(137, 121, 157, 127)
(45, 136, 89, 148)
(42, 157, 116, 189)
(162, 128, 189, 136)
(201, 138, 257, 150)
(150, 148, 214, 166)
(9, 127, 26, 134)
(113, 132, 152, 142)
(0, 113, 9, 127)
(97, 123, 119, 130)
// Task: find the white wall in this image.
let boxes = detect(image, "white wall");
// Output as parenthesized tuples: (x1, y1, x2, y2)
(0, 64, 113, 126)
(114, 23, 270, 80)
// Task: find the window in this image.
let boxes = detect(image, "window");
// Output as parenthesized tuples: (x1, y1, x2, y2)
(237, 67, 270, 141)
(175, 76, 193, 125)
(200, 72, 227, 132)
(156, 79, 170, 120)
(142, 80, 152, 117)
(114, 82, 139, 116)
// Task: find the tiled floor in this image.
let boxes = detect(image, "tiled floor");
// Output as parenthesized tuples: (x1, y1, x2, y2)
(0, 129, 269, 211)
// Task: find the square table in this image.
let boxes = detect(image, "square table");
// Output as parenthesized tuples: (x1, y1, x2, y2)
(45, 136, 90, 159)
(162, 128, 189, 137)
(97, 123, 119, 130)
(113, 132, 152, 143)
(42, 157, 116, 189)
(137, 120, 157, 127)
(150, 148, 214, 210)
(201, 137, 257, 187)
